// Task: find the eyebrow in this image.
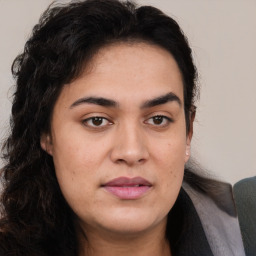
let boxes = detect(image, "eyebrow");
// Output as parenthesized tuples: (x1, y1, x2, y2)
(140, 92, 182, 109)
(70, 97, 118, 108)
(69, 92, 182, 109)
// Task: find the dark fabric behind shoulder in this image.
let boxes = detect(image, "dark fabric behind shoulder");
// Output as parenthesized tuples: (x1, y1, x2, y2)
(234, 177, 256, 256)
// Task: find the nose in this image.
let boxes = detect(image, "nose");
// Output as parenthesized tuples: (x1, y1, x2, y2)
(110, 123, 149, 166)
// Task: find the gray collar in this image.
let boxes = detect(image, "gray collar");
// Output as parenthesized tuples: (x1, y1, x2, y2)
(183, 182, 245, 256)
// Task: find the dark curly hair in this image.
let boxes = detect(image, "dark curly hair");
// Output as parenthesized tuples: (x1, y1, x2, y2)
(0, 0, 217, 255)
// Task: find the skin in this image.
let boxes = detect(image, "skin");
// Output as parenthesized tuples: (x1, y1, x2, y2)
(41, 42, 193, 256)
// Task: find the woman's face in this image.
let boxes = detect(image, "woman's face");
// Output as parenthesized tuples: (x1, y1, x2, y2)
(41, 42, 192, 237)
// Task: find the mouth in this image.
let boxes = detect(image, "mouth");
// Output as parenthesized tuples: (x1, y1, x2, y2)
(102, 176, 152, 200)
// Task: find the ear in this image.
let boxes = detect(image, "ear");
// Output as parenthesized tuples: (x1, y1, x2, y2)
(40, 133, 53, 156)
(185, 109, 196, 162)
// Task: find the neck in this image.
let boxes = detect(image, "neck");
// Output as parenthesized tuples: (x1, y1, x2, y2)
(77, 219, 172, 256)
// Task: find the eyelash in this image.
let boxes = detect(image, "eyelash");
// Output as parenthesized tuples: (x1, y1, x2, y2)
(82, 115, 173, 129)
(82, 116, 113, 128)
(144, 115, 173, 127)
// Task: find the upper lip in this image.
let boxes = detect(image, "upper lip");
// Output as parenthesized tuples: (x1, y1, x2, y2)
(103, 176, 152, 187)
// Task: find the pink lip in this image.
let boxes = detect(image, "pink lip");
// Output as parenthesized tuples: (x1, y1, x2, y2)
(102, 176, 152, 199)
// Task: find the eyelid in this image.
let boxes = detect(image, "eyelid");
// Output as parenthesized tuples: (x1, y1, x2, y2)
(144, 111, 174, 121)
(144, 114, 174, 127)
(82, 116, 113, 129)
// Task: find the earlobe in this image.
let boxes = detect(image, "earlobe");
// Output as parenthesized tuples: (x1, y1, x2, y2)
(40, 133, 53, 155)
(185, 147, 190, 156)
(185, 144, 191, 162)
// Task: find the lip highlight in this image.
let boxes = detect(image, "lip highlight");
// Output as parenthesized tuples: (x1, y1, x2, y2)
(102, 176, 152, 199)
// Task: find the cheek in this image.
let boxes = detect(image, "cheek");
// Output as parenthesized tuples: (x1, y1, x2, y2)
(50, 133, 103, 202)
(153, 134, 187, 168)
(156, 141, 185, 189)
(151, 135, 186, 203)
(52, 125, 104, 170)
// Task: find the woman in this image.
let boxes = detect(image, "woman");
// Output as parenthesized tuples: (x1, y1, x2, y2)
(0, 0, 245, 255)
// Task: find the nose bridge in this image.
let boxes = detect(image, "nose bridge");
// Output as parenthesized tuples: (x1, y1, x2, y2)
(110, 119, 148, 165)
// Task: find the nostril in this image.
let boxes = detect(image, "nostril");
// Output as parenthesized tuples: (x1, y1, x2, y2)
(116, 159, 125, 164)
(115, 158, 146, 165)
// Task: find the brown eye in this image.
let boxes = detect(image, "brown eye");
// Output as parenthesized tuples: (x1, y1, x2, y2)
(152, 116, 164, 125)
(145, 115, 173, 127)
(83, 117, 111, 128)
(91, 117, 104, 126)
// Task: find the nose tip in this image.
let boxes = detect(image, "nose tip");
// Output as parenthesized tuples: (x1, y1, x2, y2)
(114, 151, 147, 166)
(110, 127, 149, 166)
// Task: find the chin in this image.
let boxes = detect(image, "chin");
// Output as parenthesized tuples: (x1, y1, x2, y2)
(92, 207, 168, 236)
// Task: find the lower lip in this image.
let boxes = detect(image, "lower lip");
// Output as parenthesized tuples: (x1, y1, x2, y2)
(103, 186, 151, 199)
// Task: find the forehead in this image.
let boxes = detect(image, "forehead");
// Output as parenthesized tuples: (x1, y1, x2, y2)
(58, 42, 184, 107)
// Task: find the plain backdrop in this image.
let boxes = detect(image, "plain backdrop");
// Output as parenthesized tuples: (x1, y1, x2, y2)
(0, 0, 255, 184)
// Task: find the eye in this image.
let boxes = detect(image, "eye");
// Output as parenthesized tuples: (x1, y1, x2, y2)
(145, 115, 173, 127)
(82, 116, 112, 128)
